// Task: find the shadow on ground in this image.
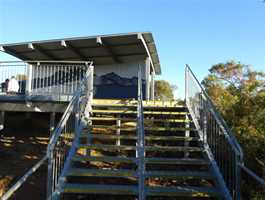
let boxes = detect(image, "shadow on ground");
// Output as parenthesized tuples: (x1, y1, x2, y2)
(0, 112, 54, 199)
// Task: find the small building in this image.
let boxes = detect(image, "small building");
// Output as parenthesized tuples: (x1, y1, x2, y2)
(0, 32, 161, 101)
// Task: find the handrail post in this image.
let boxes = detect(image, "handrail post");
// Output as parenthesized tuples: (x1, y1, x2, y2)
(84, 65, 94, 120)
(137, 64, 145, 200)
(46, 149, 53, 200)
(26, 63, 32, 96)
(185, 65, 188, 103)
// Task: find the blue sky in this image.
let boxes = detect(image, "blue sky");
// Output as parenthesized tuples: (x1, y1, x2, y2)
(0, 0, 265, 98)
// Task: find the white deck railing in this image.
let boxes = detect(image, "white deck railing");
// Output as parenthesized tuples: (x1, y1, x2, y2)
(0, 61, 27, 94)
(0, 60, 92, 100)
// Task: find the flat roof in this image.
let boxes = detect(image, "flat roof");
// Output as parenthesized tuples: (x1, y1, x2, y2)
(0, 32, 161, 74)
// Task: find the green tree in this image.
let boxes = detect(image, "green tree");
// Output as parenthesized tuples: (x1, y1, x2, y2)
(202, 60, 265, 199)
(154, 80, 175, 100)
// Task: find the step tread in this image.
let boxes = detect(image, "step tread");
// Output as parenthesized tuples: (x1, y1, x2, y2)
(62, 184, 219, 197)
(78, 144, 136, 150)
(90, 117, 191, 123)
(145, 157, 209, 165)
(63, 183, 138, 195)
(72, 155, 136, 163)
(77, 144, 203, 152)
(91, 125, 195, 132)
(92, 99, 183, 108)
(146, 185, 219, 197)
(83, 134, 199, 141)
(145, 145, 202, 152)
(92, 104, 185, 109)
(73, 156, 208, 165)
(92, 109, 188, 115)
(145, 170, 213, 178)
(67, 168, 137, 177)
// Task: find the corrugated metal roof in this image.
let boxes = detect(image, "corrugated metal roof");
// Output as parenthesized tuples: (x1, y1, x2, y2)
(0, 32, 161, 74)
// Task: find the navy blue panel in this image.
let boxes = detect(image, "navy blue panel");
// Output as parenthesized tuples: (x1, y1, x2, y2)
(94, 84, 146, 99)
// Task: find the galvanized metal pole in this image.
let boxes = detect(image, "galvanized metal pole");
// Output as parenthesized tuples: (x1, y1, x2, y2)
(84, 64, 94, 156)
(49, 112, 56, 137)
(0, 111, 5, 131)
(185, 65, 188, 103)
(145, 58, 150, 101)
(150, 71, 155, 101)
(26, 63, 33, 97)
(116, 115, 121, 146)
(137, 64, 145, 200)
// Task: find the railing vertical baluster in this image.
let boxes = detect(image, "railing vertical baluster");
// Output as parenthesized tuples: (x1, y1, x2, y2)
(36, 63, 39, 93)
(0, 60, 94, 199)
(46, 65, 48, 93)
(64, 65, 66, 95)
(75, 66, 77, 92)
(71, 66, 74, 95)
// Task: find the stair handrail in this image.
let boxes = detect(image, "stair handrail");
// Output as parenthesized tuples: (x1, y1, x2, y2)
(185, 64, 265, 199)
(185, 64, 243, 199)
(47, 61, 93, 157)
(46, 62, 94, 200)
(0, 155, 48, 200)
(0, 61, 93, 200)
(185, 65, 243, 156)
(137, 65, 145, 200)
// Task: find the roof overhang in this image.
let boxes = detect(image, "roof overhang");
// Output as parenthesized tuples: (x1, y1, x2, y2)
(0, 32, 161, 74)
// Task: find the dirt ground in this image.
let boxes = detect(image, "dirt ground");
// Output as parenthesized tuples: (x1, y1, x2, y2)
(0, 112, 54, 200)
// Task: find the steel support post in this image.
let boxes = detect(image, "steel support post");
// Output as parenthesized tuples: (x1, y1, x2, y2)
(0, 111, 5, 131)
(49, 112, 56, 137)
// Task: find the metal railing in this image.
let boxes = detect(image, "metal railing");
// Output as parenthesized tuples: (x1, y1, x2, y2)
(185, 65, 243, 199)
(0, 61, 27, 94)
(46, 63, 94, 200)
(185, 65, 265, 199)
(0, 62, 93, 200)
(29, 61, 87, 98)
(136, 65, 145, 200)
(0, 61, 89, 100)
(0, 155, 48, 200)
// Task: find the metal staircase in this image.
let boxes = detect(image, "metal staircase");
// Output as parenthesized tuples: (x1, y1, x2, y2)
(60, 100, 222, 199)
(3, 64, 264, 200)
(46, 67, 224, 199)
